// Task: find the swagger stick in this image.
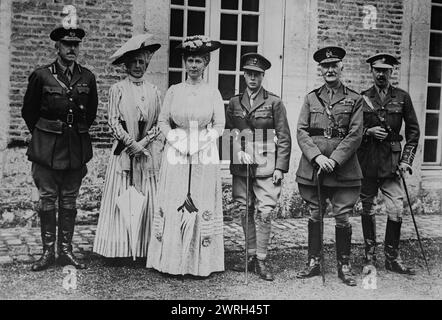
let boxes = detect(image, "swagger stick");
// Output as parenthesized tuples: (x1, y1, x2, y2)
(316, 169, 325, 285)
(245, 163, 250, 285)
(399, 171, 431, 275)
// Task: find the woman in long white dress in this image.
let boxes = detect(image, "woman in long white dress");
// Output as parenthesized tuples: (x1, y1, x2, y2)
(93, 34, 164, 259)
(146, 35, 225, 276)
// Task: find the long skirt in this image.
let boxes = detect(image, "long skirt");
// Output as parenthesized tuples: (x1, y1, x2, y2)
(146, 146, 225, 276)
(93, 154, 158, 258)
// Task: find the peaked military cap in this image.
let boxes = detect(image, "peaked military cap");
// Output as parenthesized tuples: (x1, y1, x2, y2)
(175, 35, 221, 55)
(50, 27, 85, 42)
(241, 53, 271, 73)
(313, 46, 346, 64)
(366, 53, 400, 69)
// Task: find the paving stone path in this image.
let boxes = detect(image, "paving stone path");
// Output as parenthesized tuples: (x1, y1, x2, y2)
(0, 215, 441, 264)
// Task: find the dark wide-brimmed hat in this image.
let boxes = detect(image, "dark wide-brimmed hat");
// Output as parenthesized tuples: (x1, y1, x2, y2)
(366, 53, 400, 69)
(110, 33, 161, 65)
(175, 35, 221, 55)
(313, 46, 346, 64)
(240, 53, 271, 73)
(50, 27, 85, 42)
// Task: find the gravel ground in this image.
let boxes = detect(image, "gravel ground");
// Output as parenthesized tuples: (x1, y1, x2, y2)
(0, 239, 441, 300)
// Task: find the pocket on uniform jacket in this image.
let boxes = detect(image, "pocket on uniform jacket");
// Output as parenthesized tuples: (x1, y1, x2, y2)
(29, 119, 63, 168)
(387, 106, 403, 114)
(333, 105, 353, 127)
(43, 86, 63, 95)
(35, 118, 63, 134)
(390, 141, 402, 173)
(386, 105, 403, 124)
(233, 109, 245, 118)
(254, 110, 273, 119)
(43, 86, 64, 106)
(390, 141, 402, 152)
(309, 106, 324, 127)
(77, 87, 90, 94)
(76, 122, 93, 164)
(77, 122, 90, 134)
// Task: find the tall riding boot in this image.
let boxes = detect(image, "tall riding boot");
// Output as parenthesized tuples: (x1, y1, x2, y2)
(384, 218, 415, 275)
(57, 208, 86, 269)
(255, 257, 274, 281)
(31, 209, 56, 271)
(361, 215, 377, 265)
(336, 225, 356, 286)
(297, 220, 321, 278)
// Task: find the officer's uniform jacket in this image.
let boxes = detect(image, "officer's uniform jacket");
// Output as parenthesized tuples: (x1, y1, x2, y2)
(225, 88, 291, 178)
(357, 85, 420, 178)
(296, 83, 363, 187)
(22, 61, 98, 170)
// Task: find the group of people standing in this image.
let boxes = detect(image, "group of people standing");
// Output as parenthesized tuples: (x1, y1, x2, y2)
(22, 25, 420, 287)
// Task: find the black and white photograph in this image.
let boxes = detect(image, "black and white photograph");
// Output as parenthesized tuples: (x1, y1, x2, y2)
(0, 0, 441, 305)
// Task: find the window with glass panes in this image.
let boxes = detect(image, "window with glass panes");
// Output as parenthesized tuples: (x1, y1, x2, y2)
(424, 0, 442, 166)
(168, 0, 263, 96)
(169, 0, 209, 87)
(217, 0, 262, 103)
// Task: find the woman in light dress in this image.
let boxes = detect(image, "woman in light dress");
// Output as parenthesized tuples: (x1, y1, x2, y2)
(93, 34, 164, 259)
(146, 35, 225, 276)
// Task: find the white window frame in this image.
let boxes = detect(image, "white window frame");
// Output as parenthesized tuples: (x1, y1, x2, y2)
(169, 0, 211, 83)
(423, 1, 442, 169)
(168, 0, 285, 96)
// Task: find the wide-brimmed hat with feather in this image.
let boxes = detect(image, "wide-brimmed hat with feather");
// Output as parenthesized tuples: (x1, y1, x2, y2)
(110, 33, 161, 65)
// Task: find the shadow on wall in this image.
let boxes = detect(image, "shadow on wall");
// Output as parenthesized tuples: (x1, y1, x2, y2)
(0, 147, 441, 228)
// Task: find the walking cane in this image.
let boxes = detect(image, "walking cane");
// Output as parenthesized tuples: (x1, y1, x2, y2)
(316, 168, 326, 285)
(245, 163, 250, 285)
(399, 171, 431, 275)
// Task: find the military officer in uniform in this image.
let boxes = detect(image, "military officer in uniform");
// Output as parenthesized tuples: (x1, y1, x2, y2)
(357, 53, 420, 275)
(22, 26, 98, 271)
(296, 46, 363, 286)
(225, 53, 291, 281)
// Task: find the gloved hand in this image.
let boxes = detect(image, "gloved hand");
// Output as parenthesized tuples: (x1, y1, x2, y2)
(273, 169, 284, 185)
(397, 162, 413, 176)
(126, 140, 147, 157)
(237, 151, 254, 165)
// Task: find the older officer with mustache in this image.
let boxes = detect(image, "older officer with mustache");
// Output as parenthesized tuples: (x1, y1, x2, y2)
(296, 46, 363, 286)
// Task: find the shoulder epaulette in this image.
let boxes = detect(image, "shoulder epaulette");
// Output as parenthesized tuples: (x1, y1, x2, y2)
(345, 86, 359, 95)
(35, 64, 51, 72)
(308, 87, 321, 95)
(266, 90, 280, 98)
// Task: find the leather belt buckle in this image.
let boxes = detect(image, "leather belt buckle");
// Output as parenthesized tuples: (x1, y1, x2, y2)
(67, 113, 74, 125)
(324, 127, 333, 139)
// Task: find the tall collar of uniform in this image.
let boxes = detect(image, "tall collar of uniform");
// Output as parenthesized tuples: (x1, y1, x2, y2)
(56, 59, 75, 75)
(247, 86, 262, 100)
(320, 81, 343, 97)
(374, 83, 390, 95)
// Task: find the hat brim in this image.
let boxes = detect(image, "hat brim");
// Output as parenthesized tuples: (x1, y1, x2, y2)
(371, 63, 394, 69)
(111, 44, 161, 65)
(50, 27, 85, 42)
(59, 37, 82, 43)
(242, 65, 265, 73)
(319, 58, 342, 64)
